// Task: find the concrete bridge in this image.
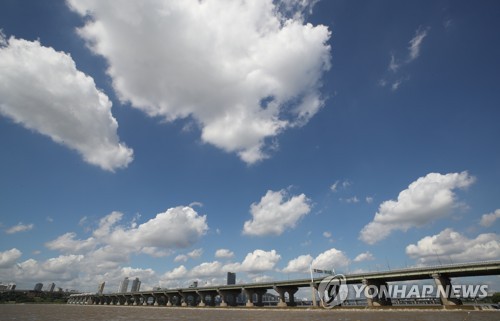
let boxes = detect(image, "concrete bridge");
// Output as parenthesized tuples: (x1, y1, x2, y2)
(67, 260, 500, 308)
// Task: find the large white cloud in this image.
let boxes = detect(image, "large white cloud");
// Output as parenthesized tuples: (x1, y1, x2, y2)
(311, 248, 349, 270)
(0, 34, 133, 171)
(282, 248, 349, 274)
(106, 207, 208, 250)
(406, 228, 500, 265)
(0, 248, 22, 269)
(243, 189, 311, 236)
(282, 254, 313, 273)
(359, 172, 475, 244)
(66, 0, 331, 164)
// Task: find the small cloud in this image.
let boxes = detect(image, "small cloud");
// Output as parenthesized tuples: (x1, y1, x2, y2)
(388, 54, 400, 72)
(6, 223, 34, 234)
(189, 201, 204, 208)
(345, 196, 359, 204)
(408, 26, 430, 62)
(215, 249, 234, 259)
(46, 216, 54, 223)
(365, 196, 374, 204)
(353, 251, 375, 262)
(323, 231, 332, 238)
(479, 209, 500, 227)
(330, 179, 351, 192)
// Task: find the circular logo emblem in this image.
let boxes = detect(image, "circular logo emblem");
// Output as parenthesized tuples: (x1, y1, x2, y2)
(317, 274, 348, 308)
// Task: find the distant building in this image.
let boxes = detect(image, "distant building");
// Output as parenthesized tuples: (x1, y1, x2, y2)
(34, 283, 43, 291)
(130, 278, 141, 292)
(227, 272, 236, 285)
(7, 283, 16, 290)
(118, 277, 129, 293)
(189, 281, 198, 288)
(47, 283, 56, 292)
(97, 282, 105, 295)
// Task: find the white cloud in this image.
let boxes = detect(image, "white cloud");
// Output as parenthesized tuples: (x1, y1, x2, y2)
(330, 179, 350, 192)
(323, 231, 332, 238)
(359, 171, 475, 244)
(0, 248, 22, 268)
(190, 261, 224, 278)
(480, 209, 500, 227)
(236, 249, 281, 273)
(174, 248, 203, 262)
(5, 223, 34, 234)
(45, 232, 96, 254)
(243, 189, 311, 236)
(345, 196, 359, 204)
(406, 228, 500, 265)
(105, 207, 208, 251)
(67, 0, 331, 164)
(215, 249, 234, 259)
(353, 251, 375, 262)
(408, 27, 429, 61)
(282, 254, 313, 273)
(381, 26, 429, 92)
(311, 248, 349, 270)
(0, 35, 133, 171)
(365, 196, 374, 204)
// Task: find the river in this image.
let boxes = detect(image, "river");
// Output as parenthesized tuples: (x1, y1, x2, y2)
(0, 304, 498, 321)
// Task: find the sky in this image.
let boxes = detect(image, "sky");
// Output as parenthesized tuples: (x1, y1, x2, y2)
(0, 0, 499, 294)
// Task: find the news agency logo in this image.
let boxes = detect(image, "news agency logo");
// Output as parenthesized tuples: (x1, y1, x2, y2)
(317, 274, 348, 308)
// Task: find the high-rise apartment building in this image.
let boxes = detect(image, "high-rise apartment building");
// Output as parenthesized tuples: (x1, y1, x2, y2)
(130, 278, 141, 292)
(34, 283, 43, 291)
(47, 282, 55, 292)
(227, 272, 236, 285)
(98, 281, 105, 294)
(118, 277, 129, 293)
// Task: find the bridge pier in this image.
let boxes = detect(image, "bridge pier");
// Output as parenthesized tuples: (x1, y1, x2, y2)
(218, 289, 241, 307)
(197, 290, 218, 307)
(244, 288, 267, 307)
(362, 279, 392, 307)
(432, 273, 462, 306)
(274, 286, 298, 307)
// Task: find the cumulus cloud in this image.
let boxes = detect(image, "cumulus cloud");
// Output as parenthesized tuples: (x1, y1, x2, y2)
(359, 172, 475, 244)
(0, 248, 22, 268)
(480, 209, 500, 227)
(105, 207, 208, 251)
(406, 228, 500, 265)
(162, 249, 281, 284)
(0, 34, 133, 171)
(353, 251, 375, 262)
(282, 254, 313, 273)
(45, 232, 97, 254)
(243, 189, 311, 236)
(67, 0, 331, 164)
(174, 248, 203, 262)
(311, 248, 349, 270)
(5, 223, 34, 234)
(215, 249, 234, 259)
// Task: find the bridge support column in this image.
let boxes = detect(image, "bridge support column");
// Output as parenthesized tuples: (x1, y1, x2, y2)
(178, 291, 188, 307)
(165, 293, 173, 306)
(362, 279, 392, 307)
(432, 273, 462, 306)
(142, 295, 149, 306)
(274, 286, 298, 307)
(243, 288, 255, 307)
(197, 291, 217, 307)
(218, 289, 240, 307)
(254, 289, 267, 306)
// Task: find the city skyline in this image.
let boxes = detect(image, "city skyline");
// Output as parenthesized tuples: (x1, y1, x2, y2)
(0, 0, 499, 293)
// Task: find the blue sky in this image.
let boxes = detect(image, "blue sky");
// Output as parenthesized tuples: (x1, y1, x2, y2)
(0, 0, 499, 293)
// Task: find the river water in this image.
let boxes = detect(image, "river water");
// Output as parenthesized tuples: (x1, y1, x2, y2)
(0, 304, 498, 321)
